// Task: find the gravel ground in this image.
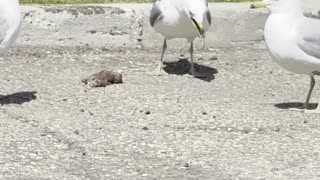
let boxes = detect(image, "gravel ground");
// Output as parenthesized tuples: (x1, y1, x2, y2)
(0, 44, 320, 180)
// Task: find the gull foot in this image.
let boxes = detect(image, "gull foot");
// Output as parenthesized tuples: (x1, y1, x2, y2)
(304, 107, 320, 114)
(147, 67, 168, 76)
(185, 70, 206, 78)
(288, 104, 309, 112)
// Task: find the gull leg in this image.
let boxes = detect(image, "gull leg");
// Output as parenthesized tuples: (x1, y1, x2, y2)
(305, 76, 320, 113)
(305, 98, 320, 114)
(188, 42, 205, 78)
(304, 76, 315, 109)
(202, 35, 206, 50)
(290, 76, 315, 111)
(189, 42, 195, 77)
(148, 39, 168, 76)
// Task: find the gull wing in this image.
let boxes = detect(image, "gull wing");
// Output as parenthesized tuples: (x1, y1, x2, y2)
(0, 18, 9, 45)
(149, 1, 163, 27)
(297, 17, 320, 60)
(205, 10, 212, 26)
(203, 0, 211, 26)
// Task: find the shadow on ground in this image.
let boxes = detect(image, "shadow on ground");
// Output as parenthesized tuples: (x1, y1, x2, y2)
(163, 59, 218, 82)
(274, 102, 318, 110)
(0, 91, 37, 105)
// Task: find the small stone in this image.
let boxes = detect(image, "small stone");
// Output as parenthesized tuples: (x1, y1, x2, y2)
(110, 8, 126, 14)
(243, 129, 250, 134)
(209, 56, 218, 61)
(271, 168, 279, 172)
(303, 120, 308, 124)
(87, 30, 97, 34)
(227, 128, 233, 132)
(80, 109, 85, 112)
(73, 130, 80, 135)
(275, 127, 281, 132)
(145, 111, 151, 115)
(62, 98, 68, 101)
(202, 112, 208, 115)
(142, 126, 149, 130)
(183, 163, 190, 168)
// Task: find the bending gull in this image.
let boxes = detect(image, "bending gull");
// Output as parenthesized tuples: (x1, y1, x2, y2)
(251, 0, 320, 113)
(0, 0, 21, 55)
(149, 0, 211, 77)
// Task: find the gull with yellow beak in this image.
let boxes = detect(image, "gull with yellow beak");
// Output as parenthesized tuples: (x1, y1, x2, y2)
(149, 0, 211, 77)
(251, 0, 320, 113)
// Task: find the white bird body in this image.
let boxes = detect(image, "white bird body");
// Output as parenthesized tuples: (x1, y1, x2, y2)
(153, 9, 198, 41)
(265, 13, 320, 75)
(149, 0, 212, 77)
(253, 0, 320, 112)
(0, 0, 21, 55)
(152, 0, 211, 41)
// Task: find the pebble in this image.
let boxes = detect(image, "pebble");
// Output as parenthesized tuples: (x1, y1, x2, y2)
(209, 56, 218, 61)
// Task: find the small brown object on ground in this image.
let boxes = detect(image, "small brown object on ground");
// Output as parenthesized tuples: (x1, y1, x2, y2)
(82, 70, 123, 87)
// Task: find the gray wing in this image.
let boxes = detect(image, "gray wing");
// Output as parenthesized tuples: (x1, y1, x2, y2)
(297, 17, 320, 60)
(0, 18, 9, 45)
(149, 1, 163, 27)
(205, 10, 212, 26)
(204, 0, 211, 26)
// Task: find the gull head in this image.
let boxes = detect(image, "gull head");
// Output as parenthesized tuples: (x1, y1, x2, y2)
(250, 0, 303, 14)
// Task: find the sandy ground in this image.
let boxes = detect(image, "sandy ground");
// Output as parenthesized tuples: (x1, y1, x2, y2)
(0, 44, 320, 180)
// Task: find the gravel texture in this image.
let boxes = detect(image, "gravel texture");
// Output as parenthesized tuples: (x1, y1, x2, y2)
(0, 44, 320, 180)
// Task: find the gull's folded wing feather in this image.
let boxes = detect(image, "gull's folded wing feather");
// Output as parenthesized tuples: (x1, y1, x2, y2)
(0, 18, 9, 45)
(150, 1, 163, 27)
(297, 17, 320, 60)
(203, 0, 211, 26)
(205, 10, 212, 26)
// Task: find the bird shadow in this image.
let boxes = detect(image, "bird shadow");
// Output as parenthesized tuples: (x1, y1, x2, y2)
(163, 58, 218, 82)
(274, 102, 318, 110)
(0, 91, 37, 105)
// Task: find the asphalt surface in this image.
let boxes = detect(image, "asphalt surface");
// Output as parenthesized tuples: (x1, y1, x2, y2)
(0, 44, 320, 180)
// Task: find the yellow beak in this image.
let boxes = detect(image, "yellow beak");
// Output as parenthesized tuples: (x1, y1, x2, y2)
(191, 18, 205, 38)
(250, 2, 269, 9)
(197, 23, 205, 38)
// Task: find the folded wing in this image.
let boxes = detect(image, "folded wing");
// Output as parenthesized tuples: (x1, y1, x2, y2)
(150, 1, 163, 27)
(297, 17, 320, 60)
(0, 18, 9, 45)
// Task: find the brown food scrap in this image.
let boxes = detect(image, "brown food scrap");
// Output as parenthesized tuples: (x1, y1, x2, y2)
(82, 70, 123, 87)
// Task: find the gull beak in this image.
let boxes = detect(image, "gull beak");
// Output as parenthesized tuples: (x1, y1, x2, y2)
(198, 23, 205, 38)
(191, 18, 205, 38)
(250, 2, 269, 9)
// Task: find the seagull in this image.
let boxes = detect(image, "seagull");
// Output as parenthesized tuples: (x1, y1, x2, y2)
(251, 0, 320, 113)
(149, 0, 211, 77)
(0, 0, 21, 56)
